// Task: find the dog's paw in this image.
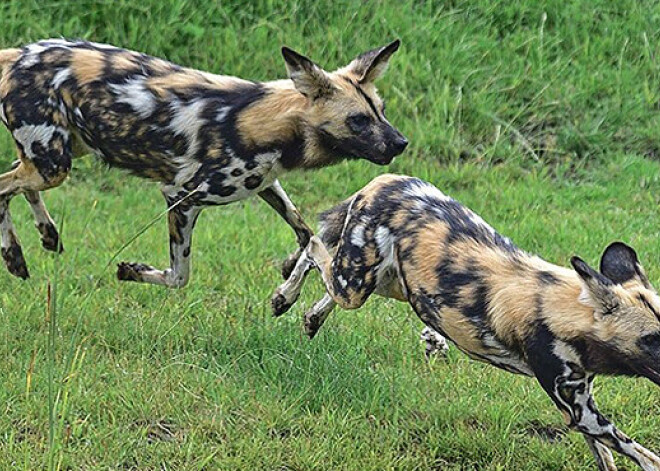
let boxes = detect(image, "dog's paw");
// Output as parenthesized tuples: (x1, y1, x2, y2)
(38, 223, 63, 253)
(117, 262, 151, 282)
(303, 312, 323, 339)
(2, 244, 29, 280)
(420, 327, 449, 359)
(271, 291, 293, 317)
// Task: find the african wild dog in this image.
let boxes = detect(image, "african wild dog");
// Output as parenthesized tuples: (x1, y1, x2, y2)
(273, 174, 660, 470)
(0, 39, 407, 283)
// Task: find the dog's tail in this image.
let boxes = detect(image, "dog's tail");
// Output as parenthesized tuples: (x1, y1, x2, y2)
(318, 198, 352, 251)
(0, 48, 20, 79)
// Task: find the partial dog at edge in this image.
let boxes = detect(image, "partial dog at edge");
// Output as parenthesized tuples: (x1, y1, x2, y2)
(0, 38, 407, 283)
(273, 174, 660, 471)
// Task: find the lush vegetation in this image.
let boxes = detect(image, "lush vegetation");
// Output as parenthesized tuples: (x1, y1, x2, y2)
(1, 1, 659, 469)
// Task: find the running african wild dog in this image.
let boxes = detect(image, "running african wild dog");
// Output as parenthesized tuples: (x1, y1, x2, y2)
(0, 39, 407, 283)
(273, 174, 660, 470)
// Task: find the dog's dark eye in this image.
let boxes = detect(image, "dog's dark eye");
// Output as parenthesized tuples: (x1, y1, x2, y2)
(347, 113, 371, 133)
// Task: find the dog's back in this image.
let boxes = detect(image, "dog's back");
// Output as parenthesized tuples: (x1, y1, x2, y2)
(318, 174, 518, 255)
(0, 39, 260, 184)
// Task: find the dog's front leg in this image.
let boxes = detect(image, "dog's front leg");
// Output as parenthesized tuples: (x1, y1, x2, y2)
(565, 376, 660, 471)
(258, 180, 313, 279)
(529, 343, 660, 471)
(269, 241, 338, 337)
(117, 195, 202, 288)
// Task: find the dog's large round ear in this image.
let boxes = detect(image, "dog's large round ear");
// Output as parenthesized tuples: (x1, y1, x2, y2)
(571, 255, 618, 314)
(281, 46, 335, 99)
(599, 242, 650, 287)
(345, 39, 401, 84)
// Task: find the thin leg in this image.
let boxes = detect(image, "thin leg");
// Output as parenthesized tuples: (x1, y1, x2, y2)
(0, 197, 28, 279)
(271, 248, 315, 316)
(117, 194, 202, 288)
(258, 180, 313, 279)
(585, 435, 618, 471)
(528, 340, 660, 471)
(303, 293, 336, 339)
(24, 191, 62, 252)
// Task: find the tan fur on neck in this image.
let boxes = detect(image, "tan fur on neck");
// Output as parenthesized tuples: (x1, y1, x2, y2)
(237, 81, 306, 149)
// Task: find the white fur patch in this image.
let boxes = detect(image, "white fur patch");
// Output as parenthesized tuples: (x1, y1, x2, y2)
(375, 226, 392, 253)
(250, 151, 283, 189)
(337, 275, 348, 288)
(406, 180, 452, 202)
(577, 285, 597, 310)
(51, 68, 71, 89)
(169, 99, 208, 187)
(170, 99, 205, 156)
(0, 103, 6, 125)
(215, 106, 230, 122)
(350, 224, 366, 247)
(109, 76, 156, 118)
(553, 340, 582, 365)
(13, 124, 60, 159)
(22, 40, 76, 68)
(173, 161, 202, 187)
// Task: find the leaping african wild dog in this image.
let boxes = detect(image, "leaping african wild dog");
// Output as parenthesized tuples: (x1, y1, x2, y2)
(0, 39, 407, 283)
(273, 174, 660, 470)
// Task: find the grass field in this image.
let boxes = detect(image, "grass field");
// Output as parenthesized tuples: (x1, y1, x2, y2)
(1, 1, 660, 469)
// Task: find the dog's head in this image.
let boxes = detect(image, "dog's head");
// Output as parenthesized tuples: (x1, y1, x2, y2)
(282, 40, 407, 165)
(571, 242, 660, 384)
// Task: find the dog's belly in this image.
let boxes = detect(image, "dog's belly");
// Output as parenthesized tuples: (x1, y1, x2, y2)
(160, 150, 284, 206)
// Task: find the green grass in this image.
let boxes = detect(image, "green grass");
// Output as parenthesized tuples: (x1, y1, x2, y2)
(0, 1, 660, 469)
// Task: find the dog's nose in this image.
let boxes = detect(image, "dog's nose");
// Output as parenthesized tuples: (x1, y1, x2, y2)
(392, 136, 408, 154)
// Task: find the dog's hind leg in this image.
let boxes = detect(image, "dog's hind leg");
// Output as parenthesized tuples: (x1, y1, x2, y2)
(24, 191, 63, 253)
(272, 233, 381, 319)
(0, 197, 28, 279)
(271, 248, 315, 316)
(303, 293, 336, 339)
(0, 125, 72, 278)
(117, 191, 202, 288)
(259, 180, 313, 279)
